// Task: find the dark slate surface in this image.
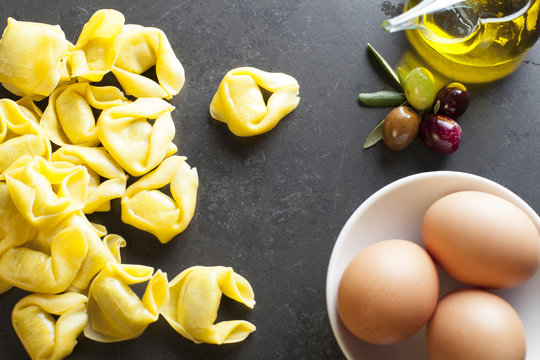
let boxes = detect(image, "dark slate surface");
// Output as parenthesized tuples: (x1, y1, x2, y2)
(0, 1, 538, 359)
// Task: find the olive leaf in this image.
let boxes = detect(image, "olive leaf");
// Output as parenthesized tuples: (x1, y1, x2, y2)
(367, 43, 402, 89)
(362, 118, 384, 149)
(397, 67, 407, 89)
(358, 91, 407, 107)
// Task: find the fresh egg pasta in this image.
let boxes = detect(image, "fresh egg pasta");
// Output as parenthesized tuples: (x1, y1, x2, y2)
(0, 181, 36, 258)
(2, 156, 90, 229)
(112, 24, 185, 99)
(52, 145, 127, 214)
(121, 155, 198, 243)
(0, 17, 71, 99)
(0, 215, 88, 294)
(41, 83, 128, 147)
(210, 66, 300, 136)
(0, 279, 11, 294)
(85, 263, 169, 342)
(68, 9, 125, 83)
(0, 8, 253, 360)
(161, 266, 256, 344)
(97, 97, 177, 177)
(56, 213, 125, 291)
(0, 98, 51, 174)
(12, 292, 88, 360)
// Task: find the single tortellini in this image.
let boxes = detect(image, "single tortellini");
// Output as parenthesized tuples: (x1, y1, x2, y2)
(210, 66, 300, 136)
(112, 24, 185, 99)
(0, 17, 71, 99)
(2, 156, 90, 229)
(0, 213, 88, 294)
(0, 98, 52, 174)
(45, 212, 125, 291)
(52, 145, 127, 214)
(68, 9, 125, 82)
(85, 263, 169, 342)
(121, 155, 198, 243)
(12, 292, 88, 360)
(161, 266, 256, 345)
(97, 97, 177, 177)
(41, 83, 128, 147)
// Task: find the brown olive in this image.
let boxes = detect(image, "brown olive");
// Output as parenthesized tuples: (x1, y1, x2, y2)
(382, 106, 419, 150)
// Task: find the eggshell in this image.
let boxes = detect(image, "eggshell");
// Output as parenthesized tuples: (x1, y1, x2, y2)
(426, 288, 526, 360)
(423, 190, 540, 289)
(337, 239, 439, 345)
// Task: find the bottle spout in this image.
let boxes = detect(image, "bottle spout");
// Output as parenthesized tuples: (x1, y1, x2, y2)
(382, 15, 422, 33)
(382, 0, 467, 33)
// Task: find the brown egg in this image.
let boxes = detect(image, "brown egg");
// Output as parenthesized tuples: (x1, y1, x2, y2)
(337, 239, 439, 345)
(426, 288, 526, 360)
(423, 191, 540, 289)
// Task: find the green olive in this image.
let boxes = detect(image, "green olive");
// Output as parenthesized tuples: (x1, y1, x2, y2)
(404, 67, 436, 111)
(382, 106, 420, 151)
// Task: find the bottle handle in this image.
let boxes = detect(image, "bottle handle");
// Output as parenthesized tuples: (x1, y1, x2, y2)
(382, 0, 467, 32)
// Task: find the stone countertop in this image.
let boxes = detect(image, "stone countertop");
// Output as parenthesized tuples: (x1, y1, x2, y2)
(0, 1, 538, 359)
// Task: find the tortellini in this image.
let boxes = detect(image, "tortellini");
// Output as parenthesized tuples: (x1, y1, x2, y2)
(0, 8, 259, 360)
(0, 212, 88, 294)
(0, 98, 51, 174)
(0, 181, 36, 257)
(210, 66, 300, 136)
(60, 213, 125, 290)
(12, 292, 88, 360)
(52, 146, 127, 214)
(0, 17, 71, 99)
(2, 155, 90, 229)
(41, 83, 128, 147)
(68, 9, 125, 83)
(97, 97, 177, 177)
(0, 279, 12, 294)
(85, 263, 168, 342)
(112, 24, 185, 99)
(161, 266, 256, 344)
(121, 155, 198, 243)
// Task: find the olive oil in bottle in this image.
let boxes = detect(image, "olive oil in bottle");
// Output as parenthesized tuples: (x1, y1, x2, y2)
(385, 0, 540, 82)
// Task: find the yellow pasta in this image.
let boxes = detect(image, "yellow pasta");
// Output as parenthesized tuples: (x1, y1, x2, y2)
(0, 279, 11, 294)
(161, 266, 256, 344)
(112, 24, 185, 99)
(121, 155, 198, 243)
(97, 97, 177, 177)
(209, 66, 300, 136)
(51, 212, 125, 291)
(2, 156, 90, 229)
(0, 9, 253, 360)
(85, 263, 169, 342)
(0, 17, 71, 100)
(52, 145, 127, 214)
(0, 181, 37, 257)
(0, 98, 52, 174)
(68, 9, 125, 82)
(0, 215, 88, 294)
(0, 181, 36, 291)
(12, 292, 88, 360)
(102, 233, 126, 263)
(41, 83, 128, 147)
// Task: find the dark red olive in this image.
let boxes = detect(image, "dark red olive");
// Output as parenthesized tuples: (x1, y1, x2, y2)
(434, 82, 470, 118)
(420, 114, 462, 154)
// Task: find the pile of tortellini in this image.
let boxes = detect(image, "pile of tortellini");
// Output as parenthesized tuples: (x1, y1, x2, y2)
(0, 8, 256, 360)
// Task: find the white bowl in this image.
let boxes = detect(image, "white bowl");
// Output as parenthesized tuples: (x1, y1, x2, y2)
(326, 171, 540, 360)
